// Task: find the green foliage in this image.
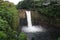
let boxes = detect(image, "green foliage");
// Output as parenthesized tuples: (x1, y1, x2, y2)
(17, 0, 35, 10)
(0, 31, 7, 40)
(0, 0, 19, 40)
(0, 17, 9, 31)
(17, 0, 44, 10)
(19, 32, 27, 40)
(0, 1, 19, 30)
(36, 1, 60, 25)
(37, 1, 60, 17)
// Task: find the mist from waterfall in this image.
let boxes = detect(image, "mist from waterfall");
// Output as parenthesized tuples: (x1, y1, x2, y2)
(22, 11, 46, 33)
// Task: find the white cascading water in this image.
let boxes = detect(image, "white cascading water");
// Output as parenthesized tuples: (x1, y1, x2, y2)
(26, 11, 32, 27)
(22, 11, 46, 33)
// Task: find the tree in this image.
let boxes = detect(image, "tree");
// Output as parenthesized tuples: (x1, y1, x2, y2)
(0, 17, 9, 31)
(0, 1, 19, 30)
(17, 0, 44, 10)
(19, 32, 27, 40)
(0, 0, 19, 40)
(17, 0, 35, 10)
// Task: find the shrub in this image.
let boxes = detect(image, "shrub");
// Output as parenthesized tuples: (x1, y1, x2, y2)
(19, 32, 27, 40)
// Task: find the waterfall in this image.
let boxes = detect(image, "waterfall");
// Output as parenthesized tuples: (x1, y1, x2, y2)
(26, 11, 32, 27)
(22, 10, 46, 33)
(22, 10, 47, 40)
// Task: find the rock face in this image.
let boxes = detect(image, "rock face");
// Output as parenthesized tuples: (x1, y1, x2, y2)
(19, 9, 26, 19)
(19, 9, 48, 27)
